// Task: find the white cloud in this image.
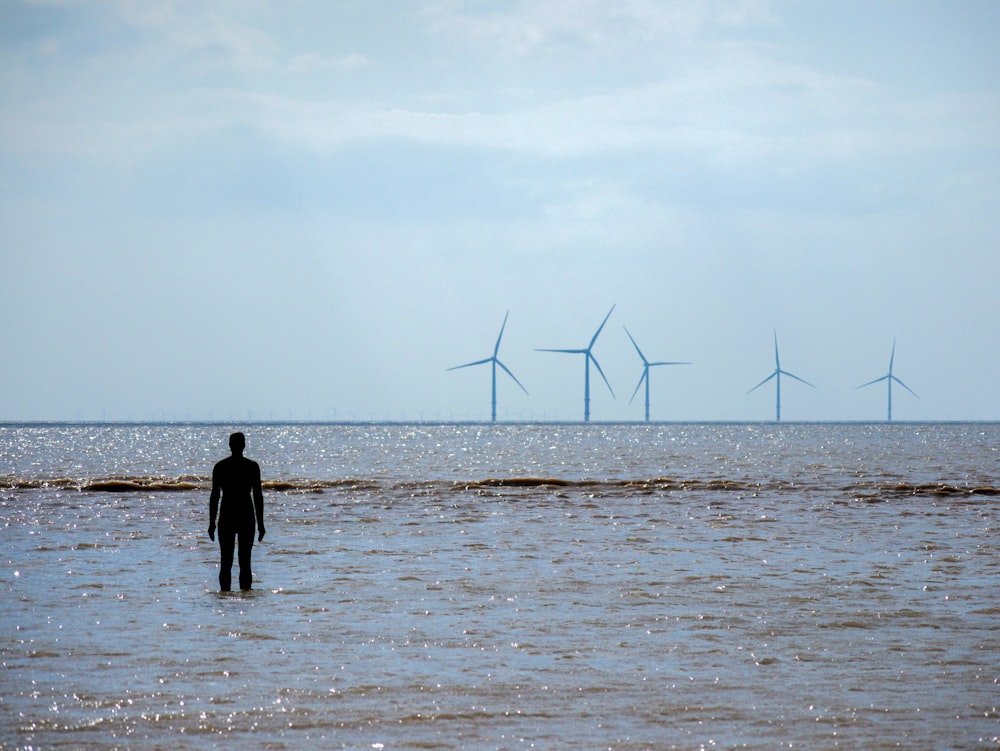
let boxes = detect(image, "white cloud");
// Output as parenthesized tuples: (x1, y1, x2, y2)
(421, 0, 776, 54)
(111, 0, 277, 71)
(175, 59, 950, 171)
(5, 0, 993, 176)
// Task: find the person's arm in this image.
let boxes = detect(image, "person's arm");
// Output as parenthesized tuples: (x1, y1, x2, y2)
(208, 465, 220, 541)
(253, 462, 265, 541)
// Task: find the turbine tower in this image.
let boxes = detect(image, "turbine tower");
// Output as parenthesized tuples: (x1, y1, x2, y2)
(856, 339, 918, 422)
(537, 305, 616, 422)
(447, 311, 528, 422)
(624, 327, 690, 422)
(747, 330, 815, 422)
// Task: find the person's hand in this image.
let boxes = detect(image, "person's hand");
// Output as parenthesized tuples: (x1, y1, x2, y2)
(258, 526, 266, 542)
(208, 524, 215, 541)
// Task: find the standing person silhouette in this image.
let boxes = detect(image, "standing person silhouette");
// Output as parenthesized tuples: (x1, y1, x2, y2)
(208, 432, 265, 591)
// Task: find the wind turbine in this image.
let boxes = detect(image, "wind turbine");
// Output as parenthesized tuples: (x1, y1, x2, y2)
(856, 339, 918, 422)
(747, 330, 815, 422)
(537, 305, 616, 422)
(624, 327, 690, 422)
(447, 311, 528, 422)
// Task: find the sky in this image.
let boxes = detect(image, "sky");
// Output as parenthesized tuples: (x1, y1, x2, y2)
(2, 0, 999, 422)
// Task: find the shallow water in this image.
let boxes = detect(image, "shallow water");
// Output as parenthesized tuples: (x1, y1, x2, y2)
(2, 423, 998, 749)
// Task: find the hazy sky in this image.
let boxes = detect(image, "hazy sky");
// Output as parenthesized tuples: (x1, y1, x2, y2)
(2, 0, 999, 422)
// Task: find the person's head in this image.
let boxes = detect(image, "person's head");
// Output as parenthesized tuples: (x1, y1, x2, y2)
(229, 432, 246, 454)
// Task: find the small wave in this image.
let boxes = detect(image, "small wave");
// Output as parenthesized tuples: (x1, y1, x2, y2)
(1, 477, 84, 491)
(263, 478, 375, 493)
(0, 476, 208, 492)
(454, 477, 758, 492)
(86, 478, 203, 492)
(461, 477, 575, 488)
(0, 475, 380, 493)
(876, 482, 1000, 498)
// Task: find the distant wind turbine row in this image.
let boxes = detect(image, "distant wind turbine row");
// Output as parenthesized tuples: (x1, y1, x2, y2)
(448, 308, 917, 423)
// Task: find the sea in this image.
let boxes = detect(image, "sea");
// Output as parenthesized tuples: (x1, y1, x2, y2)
(1, 422, 998, 750)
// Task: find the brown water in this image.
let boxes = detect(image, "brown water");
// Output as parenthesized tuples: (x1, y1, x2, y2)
(1, 423, 998, 749)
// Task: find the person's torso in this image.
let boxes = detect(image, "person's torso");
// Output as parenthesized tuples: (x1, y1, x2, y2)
(216, 456, 258, 524)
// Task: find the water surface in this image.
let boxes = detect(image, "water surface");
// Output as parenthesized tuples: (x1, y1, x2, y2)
(2, 423, 998, 749)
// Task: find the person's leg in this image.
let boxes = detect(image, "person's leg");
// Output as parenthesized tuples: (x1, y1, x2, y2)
(237, 525, 255, 590)
(218, 526, 236, 591)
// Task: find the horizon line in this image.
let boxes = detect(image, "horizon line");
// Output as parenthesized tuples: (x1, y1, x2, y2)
(3, 419, 998, 427)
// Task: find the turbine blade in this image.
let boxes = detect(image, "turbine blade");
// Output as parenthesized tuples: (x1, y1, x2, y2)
(623, 326, 648, 364)
(589, 353, 616, 398)
(747, 370, 777, 394)
(888, 338, 896, 374)
(629, 369, 647, 405)
(447, 358, 492, 371)
(781, 370, 815, 388)
(496, 359, 529, 395)
(493, 311, 510, 357)
(536, 348, 586, 354)
(648, 361, 691, 367)
(589, 305, 616, 349)
(856, 374, 889, 389)
(891, 375, 919, 398)
(773, 330, 780, 369)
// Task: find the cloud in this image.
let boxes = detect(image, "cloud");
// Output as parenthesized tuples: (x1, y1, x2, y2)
(111, 0, 277, 72)
(173, 60, 923, 170)
(421, 0, 777, 54)
(5, 0, 994, 185)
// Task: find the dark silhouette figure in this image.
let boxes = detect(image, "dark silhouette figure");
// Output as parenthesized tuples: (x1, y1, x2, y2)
(208, 432, 265, 591)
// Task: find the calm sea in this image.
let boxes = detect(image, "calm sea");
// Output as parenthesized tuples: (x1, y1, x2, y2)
(1, 422, 998, 750)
